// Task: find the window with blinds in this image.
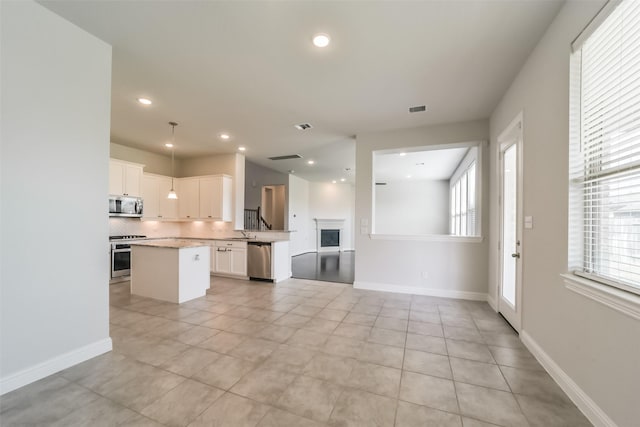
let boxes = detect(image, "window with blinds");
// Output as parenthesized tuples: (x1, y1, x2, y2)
(569, 0, 640, 295)
(450, 161, 476, 236)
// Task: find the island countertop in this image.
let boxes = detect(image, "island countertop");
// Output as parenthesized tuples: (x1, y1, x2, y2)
(130, 239, 210, 249)
(143, 237, 290, 244)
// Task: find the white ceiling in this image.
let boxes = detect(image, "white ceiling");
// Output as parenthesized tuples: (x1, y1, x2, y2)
(375, 147, 469, 182)
(38, 0, 563, 183)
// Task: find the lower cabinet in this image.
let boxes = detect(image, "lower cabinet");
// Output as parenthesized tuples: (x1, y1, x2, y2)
(211, 241, 247, 277)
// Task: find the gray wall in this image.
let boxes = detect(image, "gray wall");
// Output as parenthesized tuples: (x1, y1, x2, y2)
(1, 0, 112, 392)
(489, 1, 639, 425)
(245, 161, 288, 210)
(355, 119, 489, 298)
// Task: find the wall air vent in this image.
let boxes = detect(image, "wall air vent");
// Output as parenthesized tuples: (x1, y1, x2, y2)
(375, 182, 387, 186)
(294, 123, 313, 130)
(409, 105, 427, 113)
(268, 154, 303, 161)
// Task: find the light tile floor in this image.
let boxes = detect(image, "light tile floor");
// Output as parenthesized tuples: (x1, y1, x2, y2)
(0, 277, 592, 427)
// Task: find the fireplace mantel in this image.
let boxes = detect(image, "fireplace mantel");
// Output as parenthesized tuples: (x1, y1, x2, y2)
(314, 218, 345, 252)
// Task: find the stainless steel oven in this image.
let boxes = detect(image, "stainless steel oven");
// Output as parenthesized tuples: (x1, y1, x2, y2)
(110, 235, 146, 279)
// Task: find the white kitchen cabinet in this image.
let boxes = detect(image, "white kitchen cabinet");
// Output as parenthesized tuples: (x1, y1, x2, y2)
(109, 159, 143, 197)
(199, 175, 232, 221)
(178, 178, 200, 219)
(142, 173, 178, 220)
(211, 240, 247, 277)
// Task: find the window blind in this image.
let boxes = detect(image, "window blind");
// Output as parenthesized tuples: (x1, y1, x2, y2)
(569, 0, 640, 294)
(450, 161, 477, 237)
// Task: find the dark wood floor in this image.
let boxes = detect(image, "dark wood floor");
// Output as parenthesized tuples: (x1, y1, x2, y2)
(291, 251, 355, 284)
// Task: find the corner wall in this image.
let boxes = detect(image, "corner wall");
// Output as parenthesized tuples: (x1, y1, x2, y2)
(1, 0, 112, 393)
(354, 120, 489, 298)
(489, 1, 639, 425)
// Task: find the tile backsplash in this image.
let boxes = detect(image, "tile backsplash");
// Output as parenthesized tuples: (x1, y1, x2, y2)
(109, 217, 292, 241)
(109, 217, 182, 238)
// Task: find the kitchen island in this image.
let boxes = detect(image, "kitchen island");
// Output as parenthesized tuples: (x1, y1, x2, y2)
(130, 239, 210, 304)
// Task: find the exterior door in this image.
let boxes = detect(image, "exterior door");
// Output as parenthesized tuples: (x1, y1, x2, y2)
(498, 116, 523, 331)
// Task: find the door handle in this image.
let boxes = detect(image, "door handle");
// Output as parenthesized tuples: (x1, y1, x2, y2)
(511, 253, 520, 259)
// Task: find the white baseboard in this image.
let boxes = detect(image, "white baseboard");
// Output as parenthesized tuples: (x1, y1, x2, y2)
(0, 337, 113, 396)
(486, 293, 497, 311)
(520, 331, 617, 427)
(353, 281, 488, 301)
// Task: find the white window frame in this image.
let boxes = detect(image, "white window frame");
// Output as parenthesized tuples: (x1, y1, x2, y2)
(566, 0, 640, 318)
(450, 148, 479, 237)
(370, 141, 484, 242)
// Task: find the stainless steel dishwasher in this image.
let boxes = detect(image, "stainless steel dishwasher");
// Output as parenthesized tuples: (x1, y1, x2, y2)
(247, 241, 271, 280)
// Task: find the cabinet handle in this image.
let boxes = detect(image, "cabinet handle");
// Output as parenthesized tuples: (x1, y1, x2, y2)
(208, 216, 212, 218)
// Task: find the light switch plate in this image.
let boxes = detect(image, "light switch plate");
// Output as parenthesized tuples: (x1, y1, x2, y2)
(524, 216, 533, 229)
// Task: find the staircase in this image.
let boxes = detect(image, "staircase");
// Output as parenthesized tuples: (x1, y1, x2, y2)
(244, 206, 272, 230)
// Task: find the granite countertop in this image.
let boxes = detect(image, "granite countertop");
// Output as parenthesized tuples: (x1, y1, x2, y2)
(144, 237, 289, 244)
(130, 239, 211, 249)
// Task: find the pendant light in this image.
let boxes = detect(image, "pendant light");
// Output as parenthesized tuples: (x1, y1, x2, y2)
(167, 121, 178, 200)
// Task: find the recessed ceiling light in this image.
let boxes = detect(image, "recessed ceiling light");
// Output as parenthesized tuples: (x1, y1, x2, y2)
(219, 133, 231, 140)
(238, 146, 246, 151)
(307, 160, 315, 165)
(399, 152, 406, 156)
(312, 33, 330, 48)
(406, 175, 412, 178)
(340, 178, 346, 182)
(137, 98, 152, 105)
(165, 143, 173, 148)
(332, 180, 337, 184)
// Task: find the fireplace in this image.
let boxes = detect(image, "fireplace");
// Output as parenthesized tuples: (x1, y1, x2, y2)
(314, 219, 345, 252)
(321, 229, 340, 247)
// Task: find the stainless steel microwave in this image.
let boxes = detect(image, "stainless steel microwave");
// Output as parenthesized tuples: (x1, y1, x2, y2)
(109, 195, 143, 217)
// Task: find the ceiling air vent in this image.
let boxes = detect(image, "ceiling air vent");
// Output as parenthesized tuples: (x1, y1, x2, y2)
(268, 154, 303, 161)
(294, 123, 313, 130)
(409, 105, 427, 113)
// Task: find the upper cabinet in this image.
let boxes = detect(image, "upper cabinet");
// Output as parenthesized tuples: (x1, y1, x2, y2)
(109, 159, 143, 197)
(137, 169, 232, 222)
(141, 173, 178, 220)
(200, 175, 232, 221)
(178, 175, 232, 221)
(178, 178, 200, 219)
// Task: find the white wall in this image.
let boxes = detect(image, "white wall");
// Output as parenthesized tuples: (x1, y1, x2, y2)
(375, 180, 449, 235)
(489, 1, 639, 425)
(355, 120, 489, 298)
(309, 182, 355, 251)
(288, 175, 311, 255)
(1, 0, 112, 393)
